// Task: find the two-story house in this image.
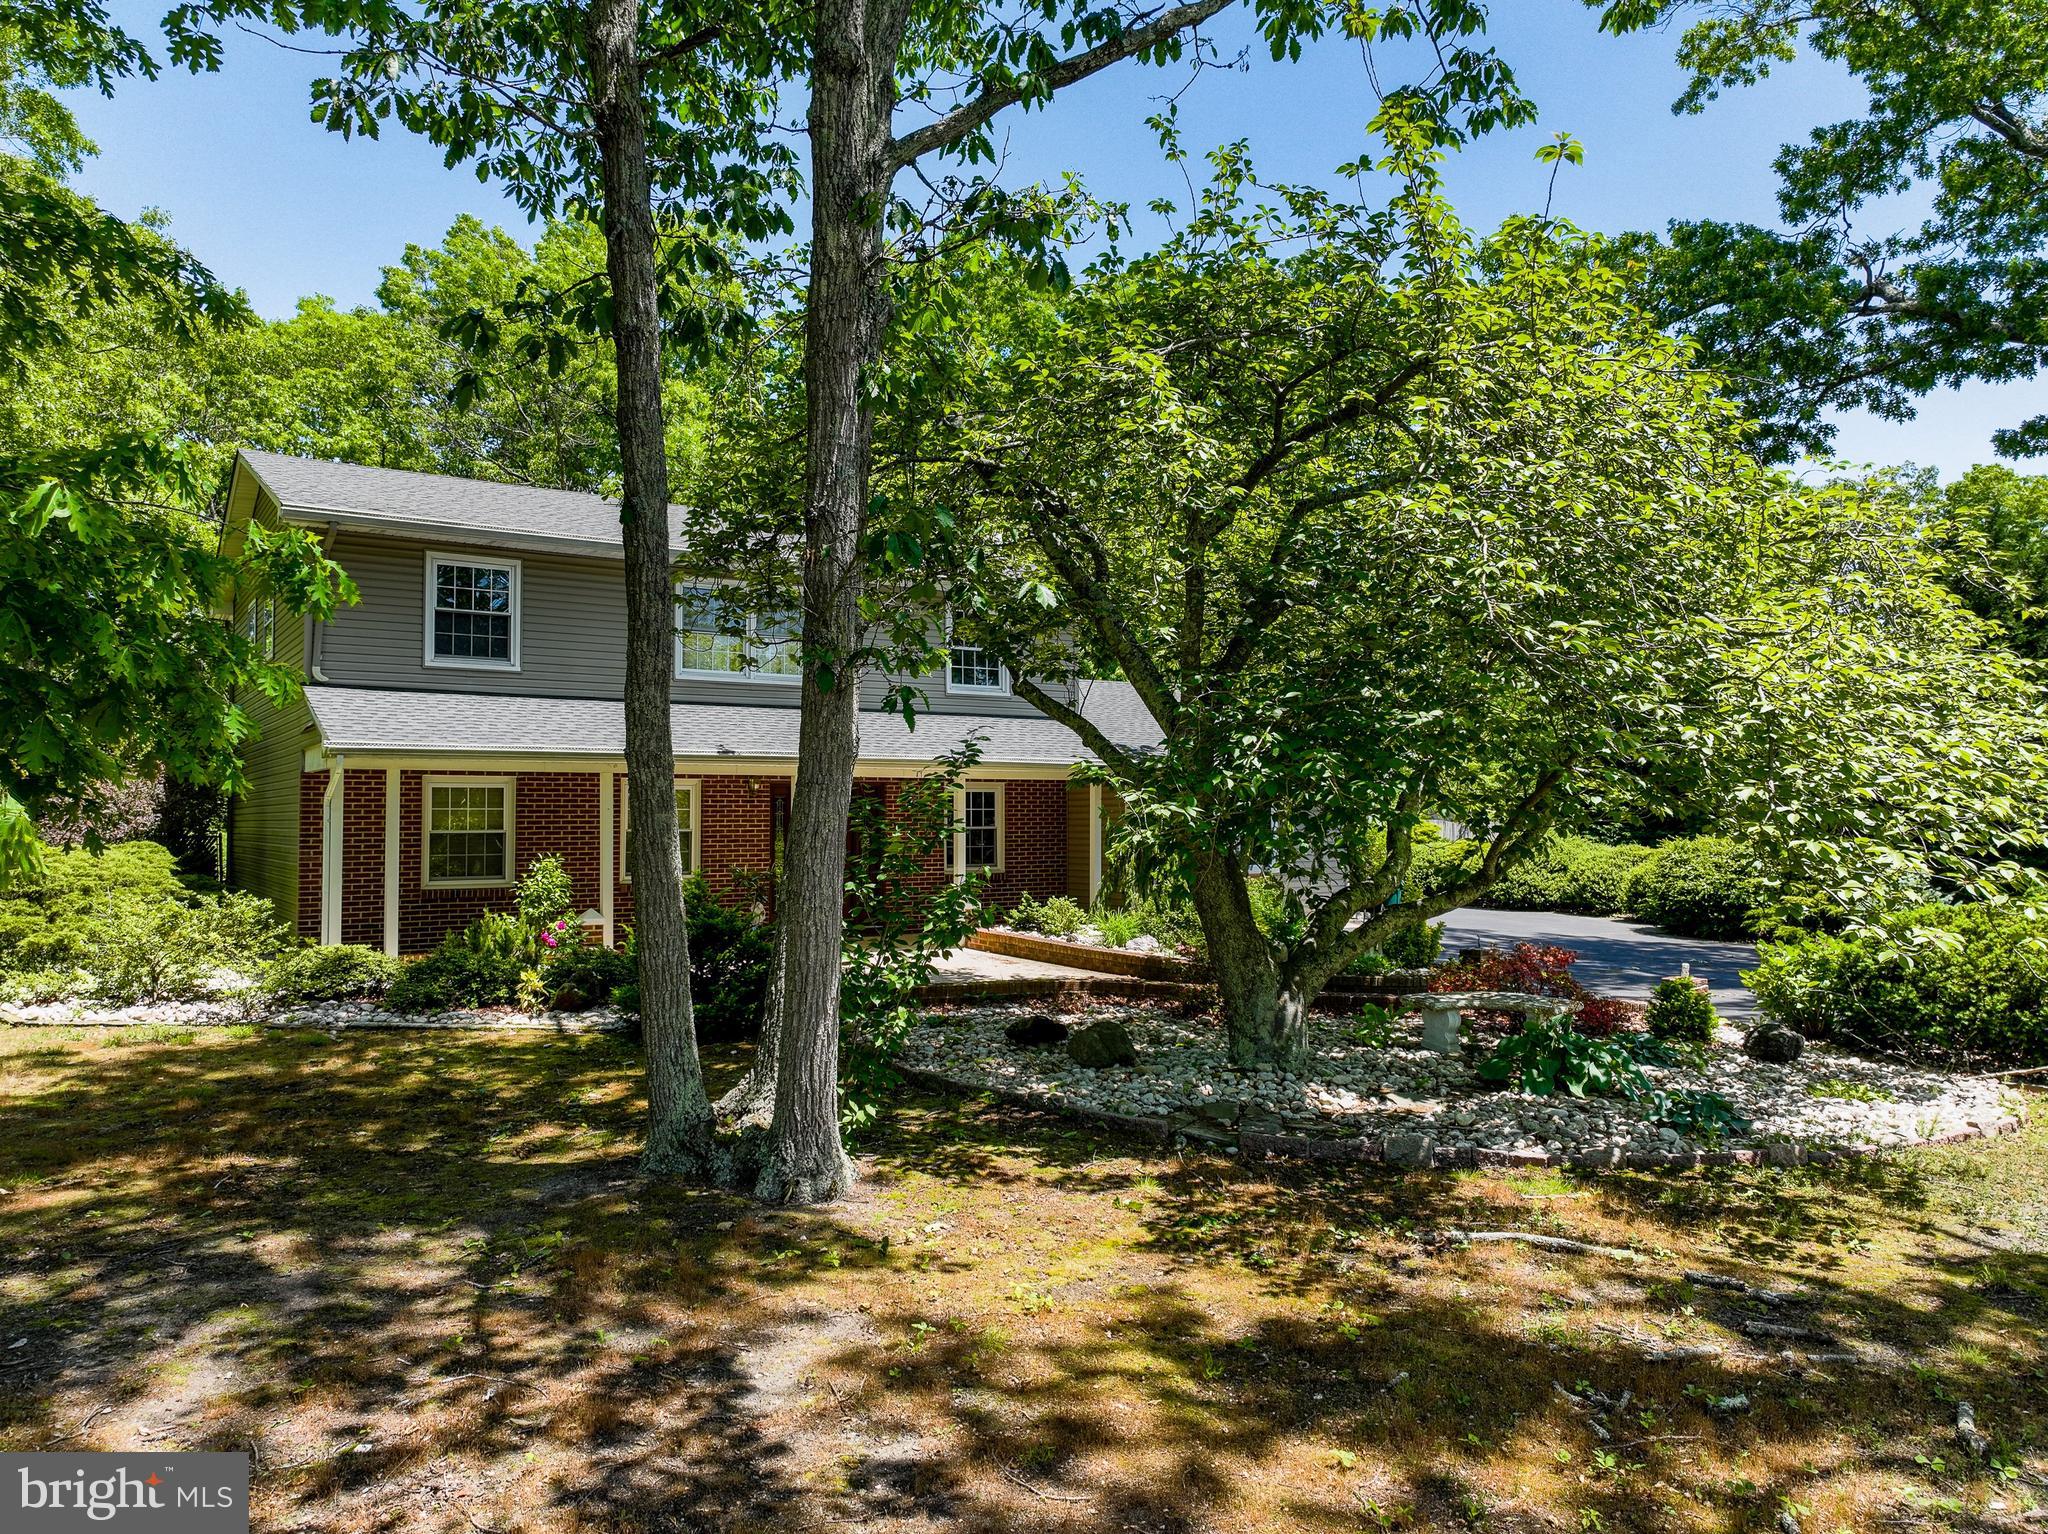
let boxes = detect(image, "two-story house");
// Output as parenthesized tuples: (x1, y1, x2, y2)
(218, 450, 1159, 955)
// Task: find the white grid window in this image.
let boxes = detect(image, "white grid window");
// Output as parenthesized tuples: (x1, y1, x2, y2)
(623, 781, 699, 879)
(947, 786, 1001, 873)
(676, 586, 799, 681)
(425, 780, 513, 886)
(427, 555, 519, 668)
(946, 612, 1006, 693)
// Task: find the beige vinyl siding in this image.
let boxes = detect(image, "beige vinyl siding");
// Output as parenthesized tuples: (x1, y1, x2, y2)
(313, 531, 1078, 716)
(229, 691, 309, 922)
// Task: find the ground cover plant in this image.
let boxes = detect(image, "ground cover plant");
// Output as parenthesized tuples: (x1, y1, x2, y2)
(0, 1021, 2040, 1532)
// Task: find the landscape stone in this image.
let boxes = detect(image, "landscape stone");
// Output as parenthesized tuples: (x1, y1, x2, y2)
(1004, 1012, 1071, 1048)
(1067, 1018, 1139, 1068)
(1744, 1023, 1806, 1064)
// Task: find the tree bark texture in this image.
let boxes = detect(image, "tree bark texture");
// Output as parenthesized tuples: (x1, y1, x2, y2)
(585, 0, 717, 1176)
(757, 0, 907, 1205)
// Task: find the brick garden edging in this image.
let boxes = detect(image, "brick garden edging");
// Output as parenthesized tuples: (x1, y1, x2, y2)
(895, 1064, 2027, 1173)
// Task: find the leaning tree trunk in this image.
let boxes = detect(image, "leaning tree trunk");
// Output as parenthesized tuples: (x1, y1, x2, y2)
(715, 922, 784, 1129)
(756, 0, 904, 1204)
(1189, 847, 1308, 1070)
(587, 0, 716, 1175)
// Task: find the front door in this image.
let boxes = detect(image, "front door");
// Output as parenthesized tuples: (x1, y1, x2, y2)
(764, 782, 885, 916)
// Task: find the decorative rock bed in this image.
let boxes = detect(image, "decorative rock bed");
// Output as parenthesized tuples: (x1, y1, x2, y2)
(899, 1002, 2025, 1169)
(0, 997, 633, 1034)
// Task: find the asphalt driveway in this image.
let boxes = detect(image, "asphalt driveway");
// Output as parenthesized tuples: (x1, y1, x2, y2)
(1435, 907, 1762, 1018)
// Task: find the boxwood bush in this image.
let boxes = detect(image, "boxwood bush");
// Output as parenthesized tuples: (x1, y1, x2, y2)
(1623, 836, 1765, 939)
(264, 944, 401, 1004)
(1749, 904, 2048, 1066)
(1478, 837, 1653, 917)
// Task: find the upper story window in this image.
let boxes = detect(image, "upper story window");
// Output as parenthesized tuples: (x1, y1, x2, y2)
(946, 614, 1008, 694)
(425, 553, 521, 670)
(676, 584, 799, 682)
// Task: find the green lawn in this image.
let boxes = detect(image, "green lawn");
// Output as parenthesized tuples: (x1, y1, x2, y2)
(1, 1023, 2041, 1532)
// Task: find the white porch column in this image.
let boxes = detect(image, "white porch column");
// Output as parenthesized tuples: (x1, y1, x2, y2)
(598, 767, 616, 946)
(1087, 782, 1104, 905)
(381, 767, 401, 957)
(319, 754, 345, 947)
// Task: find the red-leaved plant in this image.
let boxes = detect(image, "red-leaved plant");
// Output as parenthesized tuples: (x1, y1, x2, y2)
(1429, 942, 1641, 1037)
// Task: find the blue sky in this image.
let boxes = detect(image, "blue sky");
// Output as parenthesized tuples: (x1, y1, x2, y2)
(71, 0, 2029, 478)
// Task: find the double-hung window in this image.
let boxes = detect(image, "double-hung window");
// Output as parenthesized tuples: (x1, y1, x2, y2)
(946, 785, 1003, 876)
(425, 553, 520, 669)
(424, 778, 514, 887)
(621, 781, 700, 879)
(676, 584, 799, 682)
(946, 614, 1007, 694)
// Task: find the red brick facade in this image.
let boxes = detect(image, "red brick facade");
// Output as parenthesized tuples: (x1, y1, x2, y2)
(296, 764, 1070, 951)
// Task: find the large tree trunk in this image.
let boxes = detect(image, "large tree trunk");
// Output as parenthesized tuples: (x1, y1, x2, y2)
(755, 0, 904, 1205)
(1189, 848, 1309, 1069)
(715, 922, 784, 1129)
(586, 0, 717, 1175)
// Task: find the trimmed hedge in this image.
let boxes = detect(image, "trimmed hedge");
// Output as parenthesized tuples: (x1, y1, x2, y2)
(264, 944, 401, 1004)
(1749, 903, 2048, 1067)
(1623, 836, 1764, 939)
(1479, 837, 1653, 917)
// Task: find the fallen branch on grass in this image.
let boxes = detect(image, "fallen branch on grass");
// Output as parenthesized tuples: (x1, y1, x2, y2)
(1684, 1271, 1799, 1305)
(1423, 1230, 1643, 1261)
(1002, 1469, 1091, 1504)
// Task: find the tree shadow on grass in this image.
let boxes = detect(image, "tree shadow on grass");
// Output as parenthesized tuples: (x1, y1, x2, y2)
(0, 1028, 2041, 1532)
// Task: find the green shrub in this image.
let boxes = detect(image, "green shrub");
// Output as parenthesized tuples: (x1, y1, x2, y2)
(1645, 975, 1718, 1043)
(1008, 891, 1087, 937)
(1480, 837, 1654, 916)
(0, 841, 193, 973)
(90, 889, 283, 1004)
(613, 875, 776, 1040)
(387, 934, 523, 1013)
(1624, 836, 1765, 939)
(0, 967, 86, 1005)
(543, 942, 634, 1011)
(264, 944, 401, 1005)
(1379, 918, 1444, 969)
(1749, 903, 2048, 1066)
(515, 853, 577, 927)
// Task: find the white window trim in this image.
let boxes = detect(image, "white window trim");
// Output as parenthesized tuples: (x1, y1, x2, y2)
(424, 551, 523, 671)
(421, 775, 517, 889)
(674, 580, 800, 685)
(621, 777, 701, 882)
(944, 608, 1010, 696)
(949, 782, 1006, 878)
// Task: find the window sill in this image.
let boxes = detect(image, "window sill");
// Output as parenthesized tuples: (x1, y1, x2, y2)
(424, 656, 522, 672)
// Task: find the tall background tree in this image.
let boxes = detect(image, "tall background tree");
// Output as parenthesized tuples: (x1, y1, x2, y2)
(167, 0, 793, 1177)
(1593, 0, 2048, 461)
(0, 2, 351, 879)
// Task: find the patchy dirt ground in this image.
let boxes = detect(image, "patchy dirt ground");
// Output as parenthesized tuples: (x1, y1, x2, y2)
(1, 1022, 2042, 1533)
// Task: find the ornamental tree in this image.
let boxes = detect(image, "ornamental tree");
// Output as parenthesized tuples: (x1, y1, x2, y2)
(908, 143, 2048, 1067)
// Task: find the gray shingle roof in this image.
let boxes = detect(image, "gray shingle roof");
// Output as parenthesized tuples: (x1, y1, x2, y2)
(303, 681, 1162, 767)
(237, 449, 686, 557)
